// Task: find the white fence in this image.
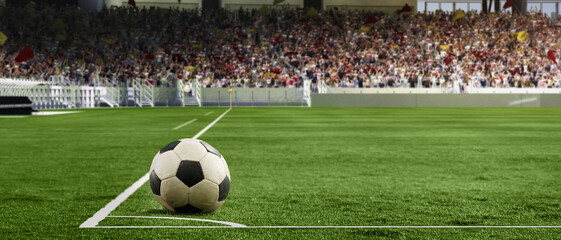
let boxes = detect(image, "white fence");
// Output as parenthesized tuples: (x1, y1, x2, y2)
(201, 88, 307, 107)
(1, 78, 123, 109)
(25, 86, 102, 109)
(2, 78, 561, 109)
(325, 87, 561, 94)
(303, 79, 311, 107)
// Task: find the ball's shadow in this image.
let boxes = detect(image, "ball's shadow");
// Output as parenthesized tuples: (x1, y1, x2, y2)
(145, 209, 169, 214)
(145, 208, 206, 216)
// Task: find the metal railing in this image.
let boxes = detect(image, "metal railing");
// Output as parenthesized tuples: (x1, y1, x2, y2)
(133, 79, 154, 107)
(303, 79, 312, 107)
(177, 79, 185, 106)
(193, 80, 202, 107)
(318, 80, 327, 94)
(100, 86, 120, 107)
(176, 79, 201, 107)
(6, 75, 561, 109)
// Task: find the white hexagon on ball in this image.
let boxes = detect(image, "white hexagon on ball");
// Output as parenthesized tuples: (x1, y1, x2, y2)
(200, 154, 226, 185)
(149, 139, 230, 214)
(174, 139, 208, 161)
(152, 151, 181, 180)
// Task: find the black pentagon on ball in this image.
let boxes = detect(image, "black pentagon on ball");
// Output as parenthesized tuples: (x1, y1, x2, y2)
(176, 161, 205, 187)
(218, 176, 230, 201)
(159, 140, 181, 154)
(200, 141, 222, 158)
(174, 204, 203, 214)
(149, 170, 161, 196)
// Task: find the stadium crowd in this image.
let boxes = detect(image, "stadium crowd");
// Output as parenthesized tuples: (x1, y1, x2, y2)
(1, 2, 561, 89)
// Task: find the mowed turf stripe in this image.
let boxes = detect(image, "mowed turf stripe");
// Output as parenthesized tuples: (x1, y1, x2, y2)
(80, 108, 232, 228)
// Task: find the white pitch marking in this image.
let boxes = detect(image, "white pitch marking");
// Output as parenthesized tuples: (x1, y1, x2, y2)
(509, 97, 538, 106)
(91, 225, 561, 229)
(107, 215, 246, 227)
(204, 111, 214, 116)
(173, 118, 198, 130)
(0, 116, 27, 118)
(79, 108, 232, 228)
(33, 111, 81, 116)
(80, 173, 150, 228)
(94, 226, 239, 228)
(245, 226, 561, 229)
(193, 108, 231, 139)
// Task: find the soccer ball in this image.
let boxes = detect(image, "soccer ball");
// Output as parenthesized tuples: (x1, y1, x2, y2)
(149, 139, 230, 214)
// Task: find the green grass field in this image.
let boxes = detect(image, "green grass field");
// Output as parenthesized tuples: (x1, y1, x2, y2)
(1, 107, 561, 239)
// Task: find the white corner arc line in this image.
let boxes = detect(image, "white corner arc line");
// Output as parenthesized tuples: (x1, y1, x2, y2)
(107, 216, 247, 228)
(79, 108, 232, 228)
(173, 118, 198, 130)
(204, 111, 214, 116)
(94, 226, 240, 228)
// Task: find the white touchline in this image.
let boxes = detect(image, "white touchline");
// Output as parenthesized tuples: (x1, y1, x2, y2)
(91, 225, 561, 229)
(245, 226, 561, 229)
(193, 108, 230, 139)
(509, 97, 538, 106)
(79, 173, 150, 228)
(79, 108, 232, 228)
(173, 118, 198, 130)
(204, 111, 214, 116)
(0, 116, 27, 118)
(33, 111, 81, 116)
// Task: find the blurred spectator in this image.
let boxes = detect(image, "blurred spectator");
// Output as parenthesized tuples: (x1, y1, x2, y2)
(1, 2, 560, 89)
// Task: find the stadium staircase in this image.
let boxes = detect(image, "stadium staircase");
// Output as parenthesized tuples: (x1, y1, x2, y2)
(133, 79, 154, 107)
(177, 80, 201, 107)
(184, 95, 199, 106)
(99, 87, 120, 107)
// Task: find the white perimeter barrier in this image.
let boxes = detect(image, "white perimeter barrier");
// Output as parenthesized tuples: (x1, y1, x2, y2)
(3, 78, 561, 109)
(325, 87, 561, 94)
(0, 79, 106, 109)
(28, 86, 103, 109)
